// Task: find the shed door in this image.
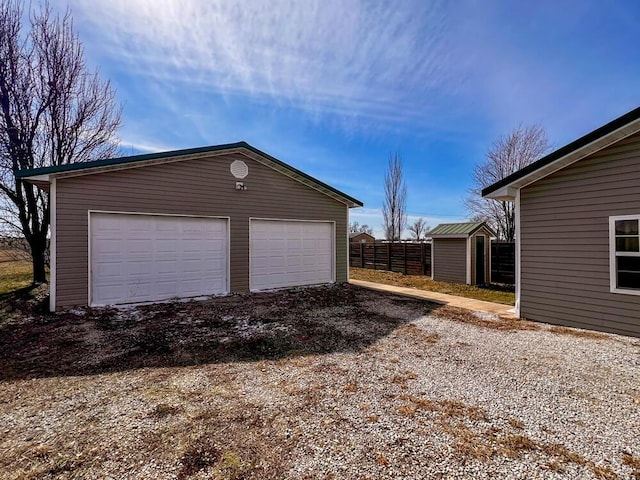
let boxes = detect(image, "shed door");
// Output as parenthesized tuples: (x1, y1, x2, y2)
(475, 235, 486, 284)
(90, 212, 228, 306)
(250, 219, 334, 290)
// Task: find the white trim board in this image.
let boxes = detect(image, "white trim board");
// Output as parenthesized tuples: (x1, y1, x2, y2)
(609, 214, 640, 296)
(466, 237, 471, 285)
(488, 236, 492, 284)
(430, 240, 435, 279)
(346, 205, 350, 282)
(515, 189, 521, 316)
(49, 178, 57, 312)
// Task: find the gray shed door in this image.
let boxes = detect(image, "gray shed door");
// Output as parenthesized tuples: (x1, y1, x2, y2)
(90, 212, 228, 306)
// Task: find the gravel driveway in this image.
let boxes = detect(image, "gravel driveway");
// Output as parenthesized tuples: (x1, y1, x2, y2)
(1, 284, 639, 479)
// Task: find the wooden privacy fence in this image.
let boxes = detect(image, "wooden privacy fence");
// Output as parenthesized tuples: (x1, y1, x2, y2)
(490, 241, 515, 284)
(350, 240, 516, 284)
(349, 242, 431, 276)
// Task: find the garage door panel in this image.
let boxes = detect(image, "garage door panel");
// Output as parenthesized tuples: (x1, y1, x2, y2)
(91, 213, 228, 306)
(250, 219, 334, 290)
(156, 282, 178, 296)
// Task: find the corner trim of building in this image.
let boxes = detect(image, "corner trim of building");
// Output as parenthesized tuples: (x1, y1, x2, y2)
(515, 188, 522, 317)
(466, 237, 471, 284)
(49, 178, 57, 312)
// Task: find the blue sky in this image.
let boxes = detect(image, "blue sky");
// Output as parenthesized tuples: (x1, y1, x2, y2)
(53, 0, 640, 237)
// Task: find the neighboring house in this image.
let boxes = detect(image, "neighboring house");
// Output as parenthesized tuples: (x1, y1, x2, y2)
(429, 222, 494, 285)
(349, 232, 375, 243)
(483, 106, 640, 337)
(17, 142, 362, 311)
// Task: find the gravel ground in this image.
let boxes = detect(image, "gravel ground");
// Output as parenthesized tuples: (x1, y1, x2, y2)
(0, 284, 639, 479)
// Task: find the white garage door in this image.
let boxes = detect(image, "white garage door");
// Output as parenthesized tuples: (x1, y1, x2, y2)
(90, 212, 228, 306)
(250, 219, 334, 290)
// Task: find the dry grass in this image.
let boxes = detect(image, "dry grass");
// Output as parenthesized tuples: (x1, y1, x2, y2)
(0, 258, 33, 295)
(393, 393, 621, 478)
(507, 417, 525, 429)
(623, 453, 640, 479)
(549, 325, 610, 340)
(396, 394, 488, 422)
(435, 305, 539, 332)
(350, 267, 515, 305)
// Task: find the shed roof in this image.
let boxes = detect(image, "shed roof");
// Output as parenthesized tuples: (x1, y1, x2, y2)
(429, 222, 489, 237)
(15, 141, 363, 208)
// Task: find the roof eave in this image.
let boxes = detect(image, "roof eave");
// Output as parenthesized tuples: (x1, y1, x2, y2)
(484, 185, 517, 201)
(19, 173, 51, 183)
(482, 110, 640, 199)
(429, 234, 469, 239)
(17, 143, 364, 208)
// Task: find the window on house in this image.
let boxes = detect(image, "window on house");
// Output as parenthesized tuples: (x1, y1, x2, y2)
(611, 216, 640, 292)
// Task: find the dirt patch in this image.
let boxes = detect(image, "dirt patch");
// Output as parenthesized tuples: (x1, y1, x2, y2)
(549, 325, 610, 340)
(0, 284, 435, 381)
(433, 306, 539, 331)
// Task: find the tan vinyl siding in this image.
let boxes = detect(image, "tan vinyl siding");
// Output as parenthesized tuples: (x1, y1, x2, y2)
(432, 238, 467, 283)
(55, 152, 348, 309)
(520, 130, 640, 336)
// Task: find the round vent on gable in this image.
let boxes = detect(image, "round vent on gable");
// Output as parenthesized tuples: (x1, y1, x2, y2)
(230, 160, 249, 179)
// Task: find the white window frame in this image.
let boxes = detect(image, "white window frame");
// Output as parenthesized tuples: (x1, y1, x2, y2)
(609, 214, 640, 296)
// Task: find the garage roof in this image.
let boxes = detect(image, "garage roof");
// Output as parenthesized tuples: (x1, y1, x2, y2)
(16, 141, 363, 208)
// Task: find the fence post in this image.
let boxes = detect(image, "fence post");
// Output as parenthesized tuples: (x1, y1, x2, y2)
(360, 243, 364, 268)
(373, 242, 377, 270)
(387, 243, 392, 271)
(403, 243, 407, 274)
(495, 241, 501, 283)
(420, 243, 425, 275)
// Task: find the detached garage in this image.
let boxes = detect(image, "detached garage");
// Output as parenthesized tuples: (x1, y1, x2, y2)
(17, 142, 362, 311)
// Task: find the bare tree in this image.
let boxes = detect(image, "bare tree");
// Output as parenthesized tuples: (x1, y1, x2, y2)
(349, 221, 373, 235)
(465, 125, 550, 241)
(382, 153, 407, 241)
(0, 0, 121, 283)
(408, 217, 428, 241)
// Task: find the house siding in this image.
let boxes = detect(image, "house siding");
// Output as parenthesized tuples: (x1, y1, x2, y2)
(520, 131, 640, 336)
(350, 233, 374, 243)
(432, 238, 467, 283)
(55, 152, 348, 309)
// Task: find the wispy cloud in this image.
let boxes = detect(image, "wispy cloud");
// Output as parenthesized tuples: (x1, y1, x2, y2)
(64, 0, 459, 128)
(118, 138, 175, 154)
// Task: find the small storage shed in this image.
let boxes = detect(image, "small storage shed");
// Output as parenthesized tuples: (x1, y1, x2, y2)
(430, 222, 494, 285)
(16, 142, 362, 311)
(349, 232, 375, 243)
(483, 105, 640, 337)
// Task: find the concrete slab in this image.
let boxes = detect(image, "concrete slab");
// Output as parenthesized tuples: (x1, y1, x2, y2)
(349, 279, 517, 318)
